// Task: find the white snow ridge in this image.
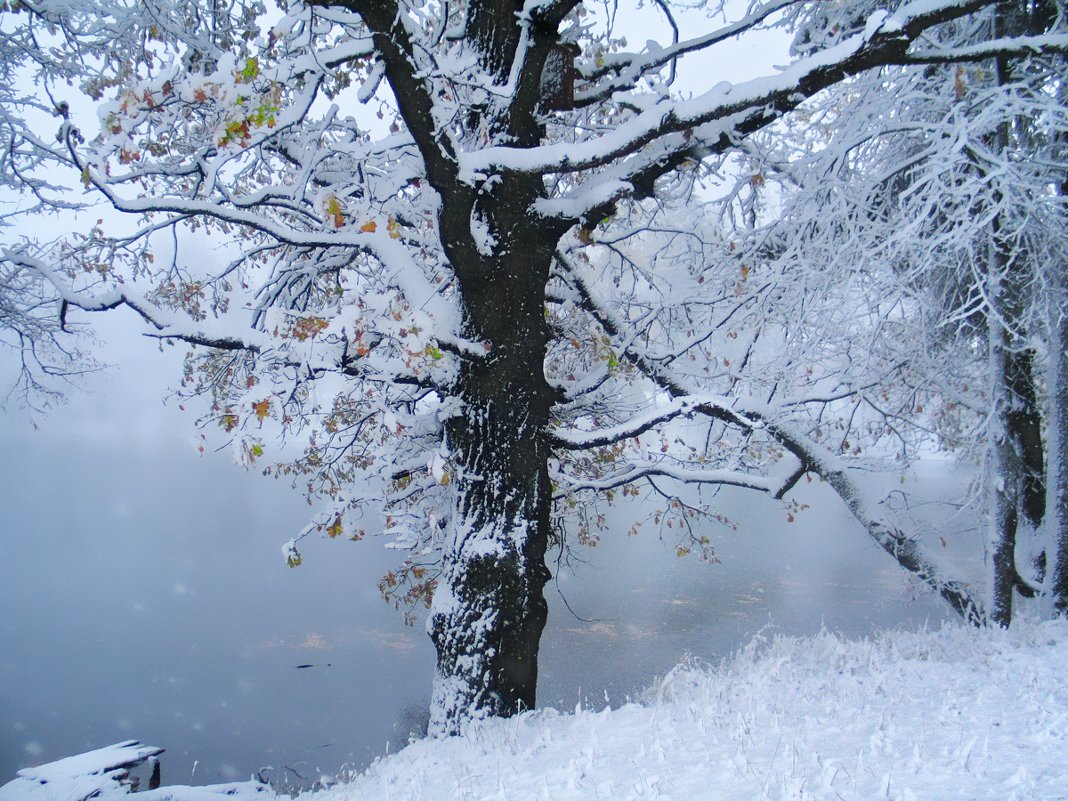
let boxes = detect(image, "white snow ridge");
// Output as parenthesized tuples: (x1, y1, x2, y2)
(4, 620, 1066, 800)
(316, 620, 1067, 801)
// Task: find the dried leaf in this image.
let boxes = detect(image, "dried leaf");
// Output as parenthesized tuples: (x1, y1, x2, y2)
(387, 216, 402, 239)
(326, 195, 345, 228)
(326, 515, 343, 538)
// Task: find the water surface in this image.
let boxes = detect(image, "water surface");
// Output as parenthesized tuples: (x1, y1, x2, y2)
(0, 430, 950, 787)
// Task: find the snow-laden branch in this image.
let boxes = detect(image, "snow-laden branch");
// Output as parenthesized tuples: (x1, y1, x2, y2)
(467, 0, 1047, 185)
(330, 0, 462, 191)
(553, 461, 783, 496)
(576, 0, 802, 106)
(901, 33, 1068, 64)
(555, 248, 984, 621)
(3, 245, 445, 392)
(552, 392, 737, 449)
(4, 246, 268, 350)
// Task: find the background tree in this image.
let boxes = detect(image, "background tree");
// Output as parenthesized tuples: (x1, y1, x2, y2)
(2, 0, 1065, 734)
(739, 0, 1068, 622)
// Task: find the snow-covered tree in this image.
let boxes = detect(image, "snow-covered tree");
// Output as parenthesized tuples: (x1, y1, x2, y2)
(2, 0, 1065, 733)
(739, 0, 1068, 624)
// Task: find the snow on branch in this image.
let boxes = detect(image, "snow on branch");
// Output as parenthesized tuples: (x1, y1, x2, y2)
(469, 0, 1052, 191)
(576, 0, 802, 106)
(900, 33, 1068, 64)
(554, 246, 983, 620)
(553, 394, 712, 449)
(554, 461, 782, 496)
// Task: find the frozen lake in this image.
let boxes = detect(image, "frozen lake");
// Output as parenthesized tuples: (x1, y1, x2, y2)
(0, 430, 952, 787)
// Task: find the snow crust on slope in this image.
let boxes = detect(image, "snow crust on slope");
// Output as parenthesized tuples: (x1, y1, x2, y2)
(314, 620, 1068, 801)
(4, 622, 1065, 800)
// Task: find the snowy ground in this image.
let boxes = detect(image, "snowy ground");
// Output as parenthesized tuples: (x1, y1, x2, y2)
(4, 619, 1066, 800)
(313, 620, 1067, 801)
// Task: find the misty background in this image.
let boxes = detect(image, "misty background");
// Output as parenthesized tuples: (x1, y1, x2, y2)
(0, 308, 958, 787)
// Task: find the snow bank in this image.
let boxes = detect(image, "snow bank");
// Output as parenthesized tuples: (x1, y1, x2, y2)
(316, 620, 1067, 801)
(5, 621, 1065, 800)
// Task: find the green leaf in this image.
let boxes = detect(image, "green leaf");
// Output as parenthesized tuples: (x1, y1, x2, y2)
(241, 57, 260, 82)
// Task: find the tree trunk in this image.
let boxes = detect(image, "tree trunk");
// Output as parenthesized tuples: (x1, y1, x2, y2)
(987, 335, 1022, 627)
(427, 198, 560, 734)
(983, 29, 1045, 626)
(1051, 272, 1068, 613)
(987, 327, 1044, 625)
(427, 378, 552, 733)
(1047, 98, 1068, 614)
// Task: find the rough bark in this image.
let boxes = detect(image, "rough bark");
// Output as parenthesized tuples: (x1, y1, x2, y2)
(427, 167, 564, 732)
(1051, 256, 1068, 613)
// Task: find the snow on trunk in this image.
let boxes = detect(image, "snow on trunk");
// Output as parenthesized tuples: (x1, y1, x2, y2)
(1049, 271, 1068, 612)
(426, 220, 557, 734)
(428, 368, 553, 735)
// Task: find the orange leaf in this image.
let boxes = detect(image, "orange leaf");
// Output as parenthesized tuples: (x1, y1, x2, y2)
(325, 195, 344, 229)
(252, 398, 270, 422)
(360, 220, 378, 233)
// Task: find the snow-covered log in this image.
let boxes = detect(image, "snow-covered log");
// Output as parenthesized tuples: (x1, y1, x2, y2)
(0, 740, 272, 801)
(0, 740, 162, 800)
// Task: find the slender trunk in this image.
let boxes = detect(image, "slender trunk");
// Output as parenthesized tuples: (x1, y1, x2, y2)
(1051, 275, 1068, 613)
(987, 326, 1022, 626)
(983, 27, 1044, 626)
(986, 262, 1044, 625)
(1047, 95, 1068, 614)
(985, 191, 1033, 625)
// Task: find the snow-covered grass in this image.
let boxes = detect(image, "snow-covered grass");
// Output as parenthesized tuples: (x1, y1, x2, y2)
(312, 620, 1068, 801)
(4, 620, 1066, 800)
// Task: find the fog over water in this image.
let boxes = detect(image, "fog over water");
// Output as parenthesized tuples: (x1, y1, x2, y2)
(0, 315, 955, 787)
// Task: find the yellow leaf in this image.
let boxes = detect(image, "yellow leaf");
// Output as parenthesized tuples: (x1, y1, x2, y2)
(360, 220, 378, 233)
(387, 216, 402, 239)
(326, 515, 343, 538)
